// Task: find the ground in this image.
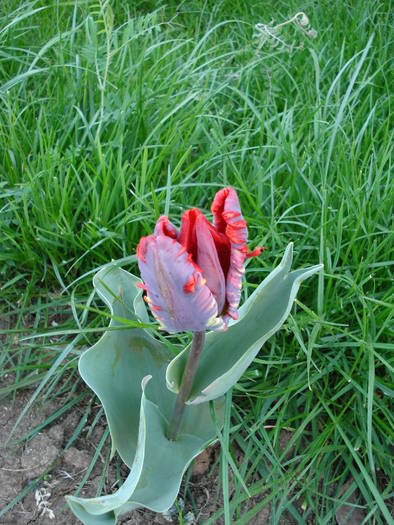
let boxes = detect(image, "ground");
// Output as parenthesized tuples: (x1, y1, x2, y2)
(0, 386, 367, 524)
(0, 388, 269, 524)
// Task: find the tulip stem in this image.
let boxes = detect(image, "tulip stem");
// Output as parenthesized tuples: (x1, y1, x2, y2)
(167, 331, 205, 441)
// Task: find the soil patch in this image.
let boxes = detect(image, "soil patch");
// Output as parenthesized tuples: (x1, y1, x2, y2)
(0, 389, 237, 524)
(0, 388, 314, 524)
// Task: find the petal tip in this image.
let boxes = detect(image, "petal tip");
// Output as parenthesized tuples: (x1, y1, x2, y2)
(154, 216, 178, 238)
(137, 235, 155, 263)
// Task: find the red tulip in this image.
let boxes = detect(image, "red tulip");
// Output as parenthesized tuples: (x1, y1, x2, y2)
(137, 188, 262, 333)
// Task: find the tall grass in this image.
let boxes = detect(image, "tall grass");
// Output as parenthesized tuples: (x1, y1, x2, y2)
(0, 1, 392, 523)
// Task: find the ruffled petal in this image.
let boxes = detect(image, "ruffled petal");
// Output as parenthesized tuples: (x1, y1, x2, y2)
(223, 245, 245, 322)
(211, 187, 246, 245)
(204, 221, 231, 279)
(154, 216, 179, 239)
(211, 187, 262, 322)
(195, 214, 226, 313)
(178, 208, 200, 262)
(179, 208, 231, 276)
(137, 234, 225, 333)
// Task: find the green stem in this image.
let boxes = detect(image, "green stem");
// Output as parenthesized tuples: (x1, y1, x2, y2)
(167, 331, 205, 441)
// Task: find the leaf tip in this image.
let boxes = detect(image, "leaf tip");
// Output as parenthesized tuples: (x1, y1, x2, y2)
(141, 374, 152, 391)
(281, 242, 294, 273)
(299, 263, 324, 282)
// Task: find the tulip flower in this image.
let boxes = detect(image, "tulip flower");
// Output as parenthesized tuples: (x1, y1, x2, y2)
(67, 216, 322, 521)
(137, 187, 262, 333)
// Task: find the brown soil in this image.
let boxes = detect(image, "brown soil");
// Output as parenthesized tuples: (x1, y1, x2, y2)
(0, 387, 278, 525)
(0, 386, 366, 525)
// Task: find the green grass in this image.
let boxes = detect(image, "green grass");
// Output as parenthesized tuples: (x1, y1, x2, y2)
(0, 0, 392, 523)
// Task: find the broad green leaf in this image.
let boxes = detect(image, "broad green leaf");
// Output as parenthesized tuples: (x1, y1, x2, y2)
(166, 243, 323, 404)
(67, 376, 221, 524)
(67, 265, 224, 525)
(78, 265, 171, 466)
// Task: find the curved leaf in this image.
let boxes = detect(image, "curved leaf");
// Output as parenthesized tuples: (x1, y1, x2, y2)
(166, 243, 323, 404)
(67, 265, 224, 525)
(67, 376, 222, 524)
(79, 265, 171, 466)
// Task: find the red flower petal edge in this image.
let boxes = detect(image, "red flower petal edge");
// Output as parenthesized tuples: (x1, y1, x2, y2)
(137, 187, 262, 333)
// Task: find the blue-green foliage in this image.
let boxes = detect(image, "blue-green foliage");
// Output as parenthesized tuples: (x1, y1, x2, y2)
(67, 245, 320, 524)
